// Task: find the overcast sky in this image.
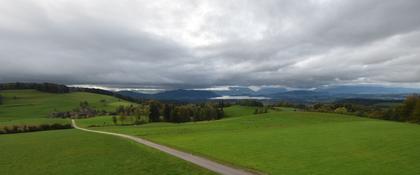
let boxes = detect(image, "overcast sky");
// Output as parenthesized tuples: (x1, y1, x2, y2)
(1, 0, 420, 89)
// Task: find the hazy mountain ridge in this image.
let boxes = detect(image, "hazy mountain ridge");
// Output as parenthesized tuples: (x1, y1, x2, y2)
(118, 85, 420, 102)
(118, 89, 218, 101)
(316, 85, 420, 94)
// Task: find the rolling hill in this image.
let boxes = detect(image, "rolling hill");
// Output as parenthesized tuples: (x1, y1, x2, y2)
(118, 89, 219, 101)
(0, 89, 215, 175)
(77, 106, 420, 175)
(0, 89, 134, 122)
(117, 85, 420, 102)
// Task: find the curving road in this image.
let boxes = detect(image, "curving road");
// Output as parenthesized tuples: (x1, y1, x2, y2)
(71, 120, 258, 175)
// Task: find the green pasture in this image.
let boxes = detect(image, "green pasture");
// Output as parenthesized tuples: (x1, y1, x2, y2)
(0, 129, 214, 175)
(78, 106, 420, 175)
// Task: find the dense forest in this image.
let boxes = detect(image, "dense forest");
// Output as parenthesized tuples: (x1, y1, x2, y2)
(0, 82, 139, 103)
(71, 87, 139, 103)
(0, 82, 70, 93)
(112, 101, 224, 125)
(0, 94, 3, 105)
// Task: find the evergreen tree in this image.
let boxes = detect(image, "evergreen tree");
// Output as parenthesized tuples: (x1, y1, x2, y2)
(163, 104, 172, 122)
(112, 116, 117, 125)
(149, 103, 160, 122)
(412, 99, 420, 122)
(401, 95, 417, 121)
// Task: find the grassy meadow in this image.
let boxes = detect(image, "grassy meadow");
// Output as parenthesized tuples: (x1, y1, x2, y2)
(2, 89, 420, 175)
(0, 90, 133, 122)
(78, 106, 420, 175)
(0, 129, 214, 175)
(0, 89, 216, 174)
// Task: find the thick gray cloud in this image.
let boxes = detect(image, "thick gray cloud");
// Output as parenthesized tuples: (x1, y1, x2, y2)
(0, 0, 419, 88)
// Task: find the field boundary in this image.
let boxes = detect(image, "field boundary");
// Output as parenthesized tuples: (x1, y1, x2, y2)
(71, 120, 258, 175)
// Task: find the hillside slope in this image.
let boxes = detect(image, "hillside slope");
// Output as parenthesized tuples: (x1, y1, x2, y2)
(79, 106, 420, 175)
(0, 90, 133, 122)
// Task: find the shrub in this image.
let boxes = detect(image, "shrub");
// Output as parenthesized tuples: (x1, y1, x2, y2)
(334, 107, 348, 114)
(0, 123, 72, 135)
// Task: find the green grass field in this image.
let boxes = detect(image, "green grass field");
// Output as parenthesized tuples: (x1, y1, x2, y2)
(0, 90, 133, 122)
(78, 106, 420, 175)
(0, 90, 217, 174)
(0, 129, 214, 175)
(2, 90, 420, 174)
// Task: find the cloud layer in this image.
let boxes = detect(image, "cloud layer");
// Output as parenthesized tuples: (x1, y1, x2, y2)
(1, 0, 420, 88)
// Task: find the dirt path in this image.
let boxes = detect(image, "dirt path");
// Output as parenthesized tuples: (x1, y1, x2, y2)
(71, 120, 258, 175)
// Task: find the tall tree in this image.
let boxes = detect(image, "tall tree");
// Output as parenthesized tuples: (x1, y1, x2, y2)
(149, 103, 160, 122)
(412, 99, 420, 122)
(163, 104, 172, 122)
(112, 116, 117, 125)
(401, 95, 418, 121)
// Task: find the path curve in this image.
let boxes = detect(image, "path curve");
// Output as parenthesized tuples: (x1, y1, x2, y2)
(72, 120, 258, 175)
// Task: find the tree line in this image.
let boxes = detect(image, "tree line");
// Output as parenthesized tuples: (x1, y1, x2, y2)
(0, 82, 141, 104)
(236, 100, 264, 107)
(384, 95, 420, 122)
(0, 123, 72, 134)
(71, 87, 140, 103)
(274, 95, 420, 124)
(0, 82, 70, 93)
(0, 94, 3, 105)
(254, 106, 269, 114)
(112, 101, 224, 125)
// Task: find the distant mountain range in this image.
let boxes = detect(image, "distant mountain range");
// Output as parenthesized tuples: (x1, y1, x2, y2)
(316, 85, 420, 95)
(213, 86, 288, 96)
(118, 89, 218, 101)
(118, 85, 420, 102)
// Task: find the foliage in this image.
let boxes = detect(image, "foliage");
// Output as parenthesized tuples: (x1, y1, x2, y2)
(0, 123, 72, 134)
(397, 95, 420, 122)
(334, 107, 348, 114)
(283, 95, 420, 124)
(0, 82, 70, 93)
(254, 106, 269, 114)
(113, 104, 150, 125)
(167, 103, 224, 123)
(113, 101, 224, 124)
(72, 86, 141, 103)
(148, 101, 161, 122)
(236, 100, 263, 107)
(0, 82, 141, 103)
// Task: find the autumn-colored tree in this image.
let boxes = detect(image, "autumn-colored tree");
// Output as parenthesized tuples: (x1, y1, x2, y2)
(412, 99, 420, 122)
